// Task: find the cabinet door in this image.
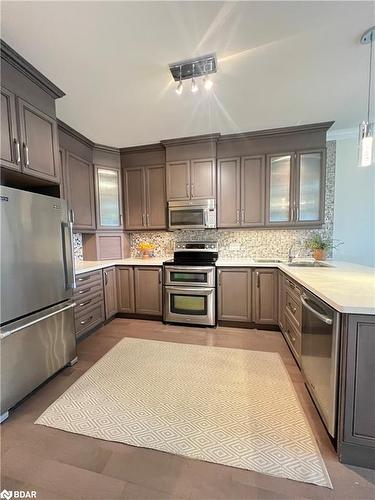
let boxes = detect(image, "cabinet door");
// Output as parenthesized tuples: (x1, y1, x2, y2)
(17, 98, 60, 182)
(134, 267, 162, 316)
(166, 160, 190, 201)
(217, 268, 252, 322)
(145, 165, 167, 229)
(124, 167, 146, 230)
(67, 152, 96, 230)
(241, 155, 265, 226)
(217, 158, 241, 228)
(266, 153, 293, 226)
(1, 87, 20, 171)
(103, 266, 117, 319)
(116, 266, 135, 313)
(253, 268, 278, 324)
(295, 150, 325, 226)
(95, 166, 123, 230)
(190, 158, 216, 199)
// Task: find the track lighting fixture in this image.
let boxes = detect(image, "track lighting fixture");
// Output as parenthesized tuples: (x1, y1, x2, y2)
(169, 53, 217, 96)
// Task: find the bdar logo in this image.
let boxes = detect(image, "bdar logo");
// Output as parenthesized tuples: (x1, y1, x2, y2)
(0, 490, 12, 500)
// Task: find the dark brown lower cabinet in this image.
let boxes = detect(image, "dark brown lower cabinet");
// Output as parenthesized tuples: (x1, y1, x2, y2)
(116, 266, 135, 313)
(73, 270, 104, 337)
(217, 268, 252, 322)
(338, 314, 375, 468)
(253, 268, 278, 324)
(103, 267, 117, 320)
(134, 267, 162, 316)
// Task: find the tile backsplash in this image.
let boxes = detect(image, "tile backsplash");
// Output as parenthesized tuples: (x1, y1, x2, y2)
(74, 141, 336, 262)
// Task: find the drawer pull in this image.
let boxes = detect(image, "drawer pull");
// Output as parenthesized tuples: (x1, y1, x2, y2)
(79, 299, 92, 307)
(77, 276, 90, 282)
(80, 316, 93, 326)
(78, 287, 91, 295)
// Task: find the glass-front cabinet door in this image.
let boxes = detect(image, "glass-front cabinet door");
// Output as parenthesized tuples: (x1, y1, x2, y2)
(95, 166, 123, 229)
(295, 150, 324, 225)
(267, 154, 293, 225)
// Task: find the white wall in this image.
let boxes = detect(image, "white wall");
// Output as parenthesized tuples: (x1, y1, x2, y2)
(333, 136, 375, 267)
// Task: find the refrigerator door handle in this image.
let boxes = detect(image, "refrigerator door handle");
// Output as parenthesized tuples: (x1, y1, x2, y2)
(0, 302, 76, 339)
(61, 221, 75, 290)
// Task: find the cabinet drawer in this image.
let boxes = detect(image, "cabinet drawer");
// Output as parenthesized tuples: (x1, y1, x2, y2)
(284, 313, 301, 362)
(74, 281, 103, 300)
(286, 289, 302, 328)
(75, 270, 103, 290)
(75, 303, 104, 336)
(74, 291, 104, 318)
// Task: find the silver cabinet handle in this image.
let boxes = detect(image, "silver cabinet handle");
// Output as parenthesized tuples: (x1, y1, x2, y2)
(104, 271, 108, 285)
(158, 268, 162, 284)
(23, 143, 30, 166)
(256, 271, 260, 288)
(77, 276, 90, 282)
(80, 315, 93, 326)
(78, 287, 91, 294)
(79, 299, 92, 307)
(14, 139, 21, 164)
(191, 184, 195, 197)
(236, 209, 240, 224)
(218, 270, 222, 286)
(241, 209, 245, 224)
(146, 214, 150, 226)
(301, 294, 333, 325)
(142, 213, 146, 226)
(186, 184, 190, 197)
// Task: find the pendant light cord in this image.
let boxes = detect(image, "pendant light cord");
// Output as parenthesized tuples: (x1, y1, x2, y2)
(367, 33, 373, 123)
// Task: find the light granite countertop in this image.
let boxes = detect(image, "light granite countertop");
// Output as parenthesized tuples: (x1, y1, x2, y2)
(75, 258, 375, 315)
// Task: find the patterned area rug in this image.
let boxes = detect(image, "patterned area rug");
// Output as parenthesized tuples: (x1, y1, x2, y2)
(35, 338, 332, 488)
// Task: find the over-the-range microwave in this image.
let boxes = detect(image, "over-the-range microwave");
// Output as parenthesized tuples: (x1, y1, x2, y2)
(168, 199, 216, 230)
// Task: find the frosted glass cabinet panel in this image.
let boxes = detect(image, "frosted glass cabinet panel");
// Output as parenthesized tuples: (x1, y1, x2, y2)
(96, 167, 123, 229)
(297, 152, 323, 223)
(269, 155, 292, 223)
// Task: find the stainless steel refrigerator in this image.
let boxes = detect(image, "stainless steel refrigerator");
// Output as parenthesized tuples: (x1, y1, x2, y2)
(0, 186, 77, 422)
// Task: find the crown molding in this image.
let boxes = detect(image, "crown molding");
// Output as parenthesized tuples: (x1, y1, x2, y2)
(94, 143, 120, 154)
(1, 39, 65, 99)
(57, 119, 94, 148)
(219, 122, 335, 142)
(161, 133, 220, 147)
(120, 143, 165, 154)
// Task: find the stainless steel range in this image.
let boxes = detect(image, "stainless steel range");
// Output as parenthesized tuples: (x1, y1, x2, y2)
(163, 241, 218, 326)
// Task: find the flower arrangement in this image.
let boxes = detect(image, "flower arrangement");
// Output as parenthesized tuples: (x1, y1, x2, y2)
(138, 242, 156, 259)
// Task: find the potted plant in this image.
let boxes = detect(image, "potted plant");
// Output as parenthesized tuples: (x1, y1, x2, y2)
(304, 233, 342, 261)
(138, 242, 155, 259)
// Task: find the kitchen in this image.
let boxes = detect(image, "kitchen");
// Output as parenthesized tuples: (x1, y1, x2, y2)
(1, 2, 375, 500)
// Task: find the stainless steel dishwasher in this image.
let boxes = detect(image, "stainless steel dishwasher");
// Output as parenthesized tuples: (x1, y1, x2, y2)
(301, 290, 340, 437)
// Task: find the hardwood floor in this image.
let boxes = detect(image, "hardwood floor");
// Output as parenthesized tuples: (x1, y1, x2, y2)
(1, 319, 374, 500)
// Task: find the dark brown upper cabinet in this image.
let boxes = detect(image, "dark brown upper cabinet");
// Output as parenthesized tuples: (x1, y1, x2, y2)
(66, 152, 96, 231)
(17, 98, 60, 182)
(166, 158, 216, 201)
(266, 149, 325, 227)
(1, 42, 64, 184)
(1, 87, 20, 172)
(124, 165, 166, 230)
(217, 155, 265, 228)
(95, 165, 123, 230)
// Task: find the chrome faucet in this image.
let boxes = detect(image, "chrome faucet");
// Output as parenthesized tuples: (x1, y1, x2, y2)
(288, 242, 301, 263)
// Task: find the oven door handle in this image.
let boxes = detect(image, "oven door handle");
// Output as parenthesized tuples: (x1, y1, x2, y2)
(301, 294, 333, 325)
(166, 286, 214, 295)
(165, 266, 214, 272)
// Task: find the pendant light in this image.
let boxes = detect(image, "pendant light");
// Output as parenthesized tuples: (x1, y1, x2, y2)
(176, 65, 183, 95)
(358, 27, 375, 167)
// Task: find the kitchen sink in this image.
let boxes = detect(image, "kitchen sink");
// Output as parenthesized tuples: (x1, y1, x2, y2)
(287, 261, 334, 268)
(253, 258, 283, 263)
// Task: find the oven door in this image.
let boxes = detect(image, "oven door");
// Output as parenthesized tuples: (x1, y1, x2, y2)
(164, 266, 215, 287)
(164, 286, 215, 326)
(168, 206, 207, 230)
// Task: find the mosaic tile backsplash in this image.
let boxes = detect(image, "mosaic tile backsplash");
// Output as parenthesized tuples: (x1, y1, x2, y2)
(74, 141, 336, 262)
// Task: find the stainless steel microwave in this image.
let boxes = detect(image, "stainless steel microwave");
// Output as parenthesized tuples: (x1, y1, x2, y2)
(168, 199, 216, 230)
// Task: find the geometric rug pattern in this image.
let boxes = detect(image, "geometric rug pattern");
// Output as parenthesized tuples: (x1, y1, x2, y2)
(36, 338, 332, 488)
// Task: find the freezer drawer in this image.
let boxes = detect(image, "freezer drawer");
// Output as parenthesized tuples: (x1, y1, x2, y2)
(0, 301, 76, 416)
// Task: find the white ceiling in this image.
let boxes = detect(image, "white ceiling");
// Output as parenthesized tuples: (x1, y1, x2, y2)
(1, 1, 374, 147)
